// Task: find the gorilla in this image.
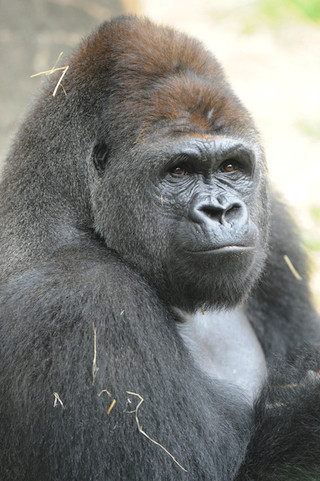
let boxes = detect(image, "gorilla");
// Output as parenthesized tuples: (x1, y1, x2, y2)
(1, 16, 320, 481)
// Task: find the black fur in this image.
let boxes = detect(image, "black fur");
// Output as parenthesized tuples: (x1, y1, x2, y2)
(1, 16, 320, 480)
(93, 142, 111, 175)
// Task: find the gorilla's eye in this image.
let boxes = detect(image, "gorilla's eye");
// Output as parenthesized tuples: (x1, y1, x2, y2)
(171, 166, 188, 176)
(220, 160, 240, 173)
(168, 163, 193, 177)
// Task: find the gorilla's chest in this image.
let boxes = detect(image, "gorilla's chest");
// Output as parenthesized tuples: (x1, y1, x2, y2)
(176, 307, 267, 401)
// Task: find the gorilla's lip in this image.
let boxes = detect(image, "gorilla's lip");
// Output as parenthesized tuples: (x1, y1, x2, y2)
(185, 245, 256, 255)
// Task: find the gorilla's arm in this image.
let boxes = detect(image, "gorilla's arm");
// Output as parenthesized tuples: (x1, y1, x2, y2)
(247, 191, 320, 360)
(237, 194, 320, 480)
(0, 245, 251, 481)
(237, 354, 320, 481)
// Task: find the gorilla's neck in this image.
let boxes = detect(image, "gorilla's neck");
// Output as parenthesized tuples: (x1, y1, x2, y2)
(175, 307, 267, 402)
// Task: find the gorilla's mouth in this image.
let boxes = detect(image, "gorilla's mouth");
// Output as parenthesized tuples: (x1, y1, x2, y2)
(185, 245, 256, 255)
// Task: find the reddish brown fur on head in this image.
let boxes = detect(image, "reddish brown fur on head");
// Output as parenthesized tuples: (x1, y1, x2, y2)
(63, 16, 254, 141)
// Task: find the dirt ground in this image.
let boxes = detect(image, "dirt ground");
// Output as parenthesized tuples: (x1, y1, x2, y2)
(1, 0, 320, 306)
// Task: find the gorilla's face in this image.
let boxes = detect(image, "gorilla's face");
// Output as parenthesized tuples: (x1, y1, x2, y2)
(92, 130, 269, 311)
(158, 135, 268, 309)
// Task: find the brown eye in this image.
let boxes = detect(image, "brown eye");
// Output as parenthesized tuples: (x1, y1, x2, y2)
(171, 166, 187, 176)
(221, 160, 239, 173)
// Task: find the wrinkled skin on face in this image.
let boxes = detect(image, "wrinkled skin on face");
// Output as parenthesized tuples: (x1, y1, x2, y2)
(93, 132, 268, 310)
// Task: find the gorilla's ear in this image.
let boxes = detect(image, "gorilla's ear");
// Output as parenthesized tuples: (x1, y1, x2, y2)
(93, 142, 110, 175)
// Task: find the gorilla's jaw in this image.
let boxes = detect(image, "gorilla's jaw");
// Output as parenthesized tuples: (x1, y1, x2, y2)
(164, 240, 267, 311)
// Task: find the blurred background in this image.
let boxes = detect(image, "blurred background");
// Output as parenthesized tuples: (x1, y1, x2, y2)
(1, 0, 319, 307)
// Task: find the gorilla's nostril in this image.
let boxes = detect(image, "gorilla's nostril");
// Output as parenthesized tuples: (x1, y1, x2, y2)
(199, 205, 224, 221)
(223, 203, 243, 224)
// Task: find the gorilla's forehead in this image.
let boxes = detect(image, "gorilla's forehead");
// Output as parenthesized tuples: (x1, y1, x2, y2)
(132, 75, 254, 136)
(69, 17, 255, 137)
(144, 136, 254, 161)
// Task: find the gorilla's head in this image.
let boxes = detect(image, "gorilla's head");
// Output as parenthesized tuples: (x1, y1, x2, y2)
(84, 18, 269, 310)
(4, 17, 270, 311)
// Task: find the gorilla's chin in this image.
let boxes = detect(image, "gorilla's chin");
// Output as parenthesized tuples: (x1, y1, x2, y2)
(166, 247, 261, 311)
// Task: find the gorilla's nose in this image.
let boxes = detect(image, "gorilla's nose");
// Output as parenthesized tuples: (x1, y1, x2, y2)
(190, 197, 249, 228)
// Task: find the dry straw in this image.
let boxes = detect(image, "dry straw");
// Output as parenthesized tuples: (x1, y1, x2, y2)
(92, 323, 99, 385)
(91, 322, 186, 471)
(98, 389, 117, 415)
(127, 391, 187, 472)
(30, 51, 69, 97)
(284, 255, 302, 281)
(53, 392, 64, 409)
